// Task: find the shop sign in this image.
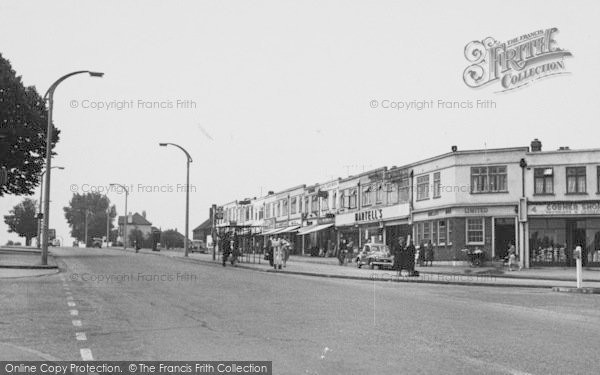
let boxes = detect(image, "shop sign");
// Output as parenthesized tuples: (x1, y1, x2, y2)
(528, 201, 600, 216)
(355, 209, 383, 223)
(464, 207, 489, 215)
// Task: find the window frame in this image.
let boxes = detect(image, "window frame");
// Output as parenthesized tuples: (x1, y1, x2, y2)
(466, 217, 485, 245)
(566, 166, 587, 194)
(433, 172, 441, 198)
(534, 167, 554, 195)
(416, 175, 430, 201)
(470, 165, 508, 193)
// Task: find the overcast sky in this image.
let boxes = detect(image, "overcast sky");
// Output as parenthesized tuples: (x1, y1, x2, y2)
(1, 0, 599, 243)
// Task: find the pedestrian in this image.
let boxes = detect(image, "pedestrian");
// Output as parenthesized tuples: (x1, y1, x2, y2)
(426, 239, 434, 267)
(338, 239, 347, 266)
(392, 237, 404, 271)
(281, 238, 290, 268)
(507, 242, 517, 271)
(231, 233, 240, 266)
(221, 232, 231, 267)
(272, 236, 283, 270)
(265, 236, 274, 266)
(418, 241, 425, 267)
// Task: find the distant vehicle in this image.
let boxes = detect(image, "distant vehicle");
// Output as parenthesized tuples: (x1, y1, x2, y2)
(48, 239, 60, 247)
(91, 237, 103, 248)
(190, 240, 207, 253)
(355, 243, 393, 269)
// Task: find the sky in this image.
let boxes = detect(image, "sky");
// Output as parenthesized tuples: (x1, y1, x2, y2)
(1, 0, 599, 244)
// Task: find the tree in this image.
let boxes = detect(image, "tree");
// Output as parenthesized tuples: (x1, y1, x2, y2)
(3, 198, 38, 246)
(63, 192, 116, 244)
(0, 53, 60, 197)
(161, 229, 184, 249)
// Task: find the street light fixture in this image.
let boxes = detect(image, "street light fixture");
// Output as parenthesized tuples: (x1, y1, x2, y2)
(110, 183, 129, 250)
(41, 71, 103, 265)
(159, 142, 192, 257)
(37, 166, 65, 249)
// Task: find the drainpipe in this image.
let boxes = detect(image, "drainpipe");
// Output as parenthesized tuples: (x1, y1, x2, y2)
(519, 158, 528, 269)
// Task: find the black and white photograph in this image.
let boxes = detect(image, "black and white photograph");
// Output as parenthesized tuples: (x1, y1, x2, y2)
(1, 1, 600, 374)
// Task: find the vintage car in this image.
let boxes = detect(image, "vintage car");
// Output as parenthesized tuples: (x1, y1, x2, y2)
(355, 243, 393, 269)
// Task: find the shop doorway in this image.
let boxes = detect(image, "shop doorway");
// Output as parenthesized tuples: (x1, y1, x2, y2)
(566, 220, 586, 267)
(494, 218, 515, 260)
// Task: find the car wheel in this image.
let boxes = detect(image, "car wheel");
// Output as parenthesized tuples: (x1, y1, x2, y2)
(356, 259, 362, 268)
(369, 261, 374, 270)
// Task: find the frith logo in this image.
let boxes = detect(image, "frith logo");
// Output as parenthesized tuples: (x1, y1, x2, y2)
(463, 28, 572, 92)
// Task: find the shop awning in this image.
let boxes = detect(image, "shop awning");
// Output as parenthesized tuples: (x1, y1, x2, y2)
(262, 227, 285, 236)
(297, 223, 334, 235)
(278, 225, 300, 234)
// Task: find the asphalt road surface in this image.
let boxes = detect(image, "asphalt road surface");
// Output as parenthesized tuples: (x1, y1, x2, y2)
(1, 247, 599, 375)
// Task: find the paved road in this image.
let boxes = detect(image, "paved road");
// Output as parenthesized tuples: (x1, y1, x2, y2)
(1, 247, 599, 374)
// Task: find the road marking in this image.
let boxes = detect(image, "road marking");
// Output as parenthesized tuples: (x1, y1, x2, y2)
(80, 348, 93, 361)
(75, 332, 87, 341)
(72, 320, 82, 327)
(67, 301, 76, 307)
(69, 309, 79, 316)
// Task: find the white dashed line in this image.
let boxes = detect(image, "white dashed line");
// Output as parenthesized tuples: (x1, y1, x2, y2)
(72, 320, 82, 327)
(80, 348, 94, 361)
(67, 301, 76, 307)
(69, 309, 79, 316)
(75, 332, 87, 341)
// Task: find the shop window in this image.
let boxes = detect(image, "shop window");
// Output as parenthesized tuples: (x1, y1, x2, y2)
(311, 195, 319, 213)
(417, 175, 430, 201)
(282, 199, 288, 216)
(566, 166, 586, 194)
(386, 183, 398, 204)
(466, 218, 485, 244)
(438, 220, 447, 245)
(321, 195, 329, 211)
(348, 189, 357, 209)
(471, 166, 507, 193)
(399, 172, 410, 202)
(375, 184, 384, 204)
(291, 197, 297, 215)
(362, 185, 373, 206)
(433, 172, 441, 198)
(423, 221, 431, 242)
(534, 168, 554, 195)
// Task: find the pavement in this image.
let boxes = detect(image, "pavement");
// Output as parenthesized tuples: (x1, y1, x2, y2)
(2, 246, 600, 374)
(0, 247, 59, 278)
(106, 247, 600, 290)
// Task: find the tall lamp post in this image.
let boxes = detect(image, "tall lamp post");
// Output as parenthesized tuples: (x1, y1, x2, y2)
(41, 71, 103, 265)
(38, 166, 64, 249)
(159, 143, 192, 257)
(110, 183, 129, 250)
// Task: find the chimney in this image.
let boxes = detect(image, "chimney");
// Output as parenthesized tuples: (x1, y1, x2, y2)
(531, 138, 542, 152)
(142, 210, 146, 219)
(558, 146, 570, 151)
(451, 145, 458, 152)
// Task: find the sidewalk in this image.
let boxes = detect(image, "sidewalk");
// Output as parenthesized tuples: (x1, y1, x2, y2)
(109, 247, 600, 289)
(0, 247, 59, 278)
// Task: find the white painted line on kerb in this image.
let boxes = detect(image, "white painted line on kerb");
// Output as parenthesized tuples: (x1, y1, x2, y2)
(67, 301, 76, 307)
(80, 348, 93, 361)
(69, 310, 79, 316)
(75, 332, 87, 341)
(72, 320, 82, 327)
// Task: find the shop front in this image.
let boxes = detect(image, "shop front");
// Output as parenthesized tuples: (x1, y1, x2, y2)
(412, 205, 518, 263)
(527, 201, 600, 266)
(335, 204, 410, 251)
(298, 217, 336, 256)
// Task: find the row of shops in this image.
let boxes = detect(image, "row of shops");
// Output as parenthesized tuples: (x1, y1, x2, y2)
(216, 200, 600, 267)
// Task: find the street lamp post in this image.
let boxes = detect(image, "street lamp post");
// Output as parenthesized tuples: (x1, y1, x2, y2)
(159, 143, 192, 257)
(38, 166, 64, 249)
(110, 183, 129, 250)
(41, 71, 103, 265)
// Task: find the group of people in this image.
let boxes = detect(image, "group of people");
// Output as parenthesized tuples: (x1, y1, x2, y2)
(418, 240, 435, 267)
(265, 236, 291, 270)
(219, 232, 240, 267)
(391, 236, 418, 275)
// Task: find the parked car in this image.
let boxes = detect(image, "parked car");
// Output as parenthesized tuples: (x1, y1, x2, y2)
(91, 237, 103, 248)
(190, 240, 207, 253)
(355, 243, 393, 269)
